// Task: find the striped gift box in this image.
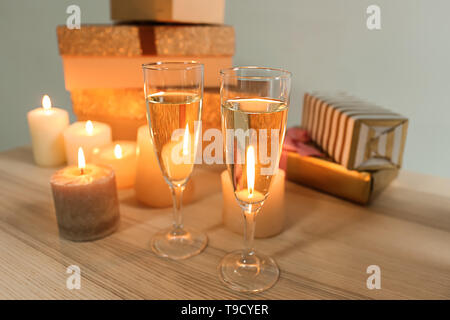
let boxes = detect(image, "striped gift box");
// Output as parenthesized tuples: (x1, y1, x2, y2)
(302, 92, 408, 171)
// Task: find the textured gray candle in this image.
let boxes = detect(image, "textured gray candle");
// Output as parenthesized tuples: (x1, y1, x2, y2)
(50, 164, 120, 241)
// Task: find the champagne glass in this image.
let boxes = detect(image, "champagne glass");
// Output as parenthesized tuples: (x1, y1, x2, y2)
(142, 61, 207, 260)
(219, 66, 291, 292)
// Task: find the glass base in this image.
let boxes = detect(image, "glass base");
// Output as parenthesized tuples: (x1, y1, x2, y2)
(218, 250, 280, 293)
(151, 227, 207, 260)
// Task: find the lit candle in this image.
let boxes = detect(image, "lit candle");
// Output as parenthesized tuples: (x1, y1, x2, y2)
(27, 95, 69, 166)
(160, 124, 195, 182)
(235, 146, 266, 204)
(63, 120, 112, 165)
(50, 147, 120, 241)
(135, 125, 195, 207)
(91, 141, 137, 189)
(221, 147, 286, 238)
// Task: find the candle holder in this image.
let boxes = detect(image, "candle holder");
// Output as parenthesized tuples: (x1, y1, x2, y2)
(219, 67, 291, 292)
(142, 62, 207, 260)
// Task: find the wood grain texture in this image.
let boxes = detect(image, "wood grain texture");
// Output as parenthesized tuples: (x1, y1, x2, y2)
(0, 146, 448, 300)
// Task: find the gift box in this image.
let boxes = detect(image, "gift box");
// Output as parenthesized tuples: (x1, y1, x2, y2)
(110, 0, 225, 25)
(302, 92, 408, 171)
(282, 128, 398, 204)
(57, 24, 232, 140)
(57, 24, 234, 89)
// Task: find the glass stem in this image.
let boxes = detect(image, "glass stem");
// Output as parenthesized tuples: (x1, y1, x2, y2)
(170, 185, 185, 235)
(242, 207, 259, 262)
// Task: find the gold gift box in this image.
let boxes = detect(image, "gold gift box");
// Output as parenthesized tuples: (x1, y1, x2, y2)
(72, 88, 221, 140)
(57, 24, 234, 89)
(286, 152, 398, 204)
(57, 23, 232, 140)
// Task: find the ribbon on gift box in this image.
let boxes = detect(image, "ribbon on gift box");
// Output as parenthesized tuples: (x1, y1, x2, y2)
(279, 127, 324, 170)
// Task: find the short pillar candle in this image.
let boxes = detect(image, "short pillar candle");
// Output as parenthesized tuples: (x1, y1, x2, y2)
(50, 148, 120, 241)
(63, 120, 112, 165)
(91, 141, 137, 189)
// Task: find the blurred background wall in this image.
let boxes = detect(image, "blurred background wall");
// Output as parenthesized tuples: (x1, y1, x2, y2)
(1, 0, 449, 177)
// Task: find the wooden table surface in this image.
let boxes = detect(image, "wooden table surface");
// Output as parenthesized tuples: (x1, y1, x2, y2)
(0, 146, 448, 299)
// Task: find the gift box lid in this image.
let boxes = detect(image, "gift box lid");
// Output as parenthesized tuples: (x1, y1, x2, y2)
(57, 24, 235, 57)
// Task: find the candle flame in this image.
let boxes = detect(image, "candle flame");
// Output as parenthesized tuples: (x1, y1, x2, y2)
(247, 145, 255, 197)
(42, 95, 52, 110)
(182, 123, 189, 156)
(85, 120, 93, 135)
(114, 144, 123, 159)
(78, 147, 86, 174)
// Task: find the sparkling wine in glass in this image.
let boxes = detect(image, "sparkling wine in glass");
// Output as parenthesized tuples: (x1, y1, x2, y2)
(219, 67, 291, 292)
(143, 62, 207, 260)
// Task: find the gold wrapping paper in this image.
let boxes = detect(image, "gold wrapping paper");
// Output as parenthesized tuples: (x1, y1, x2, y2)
(71, 88, 221, 140)
(286, 152, 398, 204)
(57, 25, 235, 56)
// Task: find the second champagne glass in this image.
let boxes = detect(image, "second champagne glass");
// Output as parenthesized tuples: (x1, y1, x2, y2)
(143, 61, 207, 260)
(219, 66, 291, 292)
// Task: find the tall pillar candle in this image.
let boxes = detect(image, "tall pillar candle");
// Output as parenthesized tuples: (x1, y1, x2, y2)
(63, 120, 112, 165)
(27, 95, 69, 166)
(50, 147, 120, 241)
(221, 169, 286, 238)
(135, 125, 194, 207)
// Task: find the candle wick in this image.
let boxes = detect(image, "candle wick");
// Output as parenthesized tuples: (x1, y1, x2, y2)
(80, 168, 84, 175)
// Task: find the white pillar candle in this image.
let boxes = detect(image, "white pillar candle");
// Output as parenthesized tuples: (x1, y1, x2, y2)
(91, 141, 137, 189)
(27, 95, 69, 166)
(135, 125, 194, 207)
(63, 120, 112, 165)
(221, 169, 286, 238)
